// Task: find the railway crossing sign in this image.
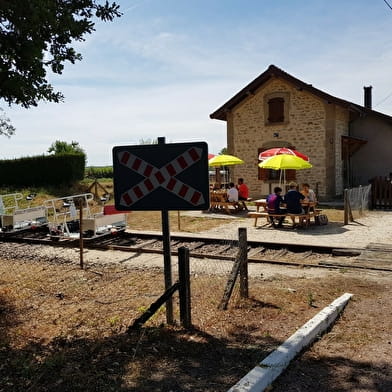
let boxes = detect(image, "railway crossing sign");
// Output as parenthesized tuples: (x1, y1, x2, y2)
(112, 141, 210, 211)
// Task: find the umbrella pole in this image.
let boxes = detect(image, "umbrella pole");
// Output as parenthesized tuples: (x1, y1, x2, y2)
(215, 167, 221, 188)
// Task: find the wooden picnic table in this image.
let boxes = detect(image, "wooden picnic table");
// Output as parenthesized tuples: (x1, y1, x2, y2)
(248, 200, 321, 228)
(254, 199, 267, 212)
(209, 191, 248, 214)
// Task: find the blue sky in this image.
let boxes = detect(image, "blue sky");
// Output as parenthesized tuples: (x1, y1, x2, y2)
(2, 0, 392, 165)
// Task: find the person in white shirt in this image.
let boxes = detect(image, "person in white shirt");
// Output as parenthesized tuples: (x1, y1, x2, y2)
(300, 182, 317, 213)
(227, 182, 239, 202)
(300, 183, 316, 202)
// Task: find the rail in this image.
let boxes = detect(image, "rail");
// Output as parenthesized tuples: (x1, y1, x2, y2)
(2, 230, 390, 272)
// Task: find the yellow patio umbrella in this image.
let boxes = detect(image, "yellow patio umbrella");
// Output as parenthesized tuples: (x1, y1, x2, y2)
(209, 154, 244, 186)
(258, 154, 312, 170)
(208, 154, 244, 167)
(258, 154, 312, 187)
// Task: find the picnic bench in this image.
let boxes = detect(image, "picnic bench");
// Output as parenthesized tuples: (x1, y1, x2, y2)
(248, 202, 322, 228)
(209, 192, 237, 214)
(254, 198, 268, 212)
(209, 192, 250, 214)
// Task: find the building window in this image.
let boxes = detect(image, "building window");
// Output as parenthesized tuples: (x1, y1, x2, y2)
(268, 97, 284, 123)
(258, 147, 296, 182)
(264, 92, 290, 125)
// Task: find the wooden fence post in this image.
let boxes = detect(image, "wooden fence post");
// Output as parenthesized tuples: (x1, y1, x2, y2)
(344, 189, 349, 225)
(79, 199, 84, 269)
(218, 227, 248, 310)
(178, 246, 192, 328)
(239, 227, 248, 299)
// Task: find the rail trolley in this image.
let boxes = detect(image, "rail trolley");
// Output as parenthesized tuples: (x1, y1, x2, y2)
(0, 193, 48, 234)
(44, 193, 127, 240)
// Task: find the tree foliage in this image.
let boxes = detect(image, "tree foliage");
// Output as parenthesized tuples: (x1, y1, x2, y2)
(48, 140, 85, 155)
(0, 108, 15, 137)
(0, 0, 121, 108)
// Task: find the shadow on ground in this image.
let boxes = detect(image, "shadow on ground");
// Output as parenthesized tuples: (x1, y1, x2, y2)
(272, 355, 392, 392)
(255, 221, 350, 236)
(1, 310, 391, 392)
(0, 323, 279, 392)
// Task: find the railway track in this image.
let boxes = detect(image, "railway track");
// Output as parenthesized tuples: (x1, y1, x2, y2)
(1, 229, 392, 272)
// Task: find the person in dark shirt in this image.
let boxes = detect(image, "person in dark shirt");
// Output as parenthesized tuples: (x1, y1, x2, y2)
(285, 182, 306, 226)
(266, 186, 286, 227)
(285, 182, 305, 213)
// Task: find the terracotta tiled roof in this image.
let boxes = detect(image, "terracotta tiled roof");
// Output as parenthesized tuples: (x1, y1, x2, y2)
(209, 64, 392, 123)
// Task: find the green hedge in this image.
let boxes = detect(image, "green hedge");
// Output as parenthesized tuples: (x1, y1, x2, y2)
(85, 166, 113, 179)
(0, 154, 86, 186)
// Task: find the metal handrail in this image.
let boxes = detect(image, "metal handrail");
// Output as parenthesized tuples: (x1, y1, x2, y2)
(0, 193, 24, 215)
(43, 193, 95, 225)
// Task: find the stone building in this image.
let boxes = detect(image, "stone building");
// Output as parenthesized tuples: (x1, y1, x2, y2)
(210, 65, 392, 200)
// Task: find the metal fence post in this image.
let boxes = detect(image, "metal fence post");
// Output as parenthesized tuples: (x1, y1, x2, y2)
(158, 136, 174, 325)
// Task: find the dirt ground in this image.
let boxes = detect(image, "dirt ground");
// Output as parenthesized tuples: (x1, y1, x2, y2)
(0, 209, 391, 391)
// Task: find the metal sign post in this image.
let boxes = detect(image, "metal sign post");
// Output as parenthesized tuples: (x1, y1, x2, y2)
(112, 137, 209, 325)
(158, 137, 173, 324)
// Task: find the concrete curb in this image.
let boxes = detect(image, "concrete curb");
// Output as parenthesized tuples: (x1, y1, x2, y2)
(228, 292, 353, 392)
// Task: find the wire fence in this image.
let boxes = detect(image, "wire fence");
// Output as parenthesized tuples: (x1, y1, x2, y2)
(344, 184, 372, 223)
(0, 237, 242, 338)
(370, 176, 392, 209)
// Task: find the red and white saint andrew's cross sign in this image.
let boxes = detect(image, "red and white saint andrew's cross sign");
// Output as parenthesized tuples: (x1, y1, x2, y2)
(113, 143, 209, 210)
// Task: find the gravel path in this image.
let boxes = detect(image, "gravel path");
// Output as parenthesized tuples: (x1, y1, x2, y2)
(184, 209, 392, 249)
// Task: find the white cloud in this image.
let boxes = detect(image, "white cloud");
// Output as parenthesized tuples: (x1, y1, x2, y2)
(3, 80, 229, 165)
(2, 0, 392, 166)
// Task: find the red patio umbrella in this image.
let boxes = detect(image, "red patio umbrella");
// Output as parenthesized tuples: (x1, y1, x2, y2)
(208, 153, 220, 186)
(258, 147, 309, 162)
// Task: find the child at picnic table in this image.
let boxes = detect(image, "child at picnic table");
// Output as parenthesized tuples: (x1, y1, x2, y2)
(227, 182, 239, 202)
(300, 183, 317, 202)
(266, 186, 286, 228)
(300, 183, 317, 213)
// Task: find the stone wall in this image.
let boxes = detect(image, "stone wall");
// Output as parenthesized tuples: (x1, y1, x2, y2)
(226, 77, 348, 199)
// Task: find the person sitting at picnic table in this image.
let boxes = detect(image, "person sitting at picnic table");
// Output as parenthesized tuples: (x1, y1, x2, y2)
(236, 178, 249, 210)
(285, 182, 306, 226)
(227, 182, 239, 202)
(300, 183, 316, 202)
(237, 178, 249, 200)
(300, 183, 317, 212)
(266, 186, 286, 228)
